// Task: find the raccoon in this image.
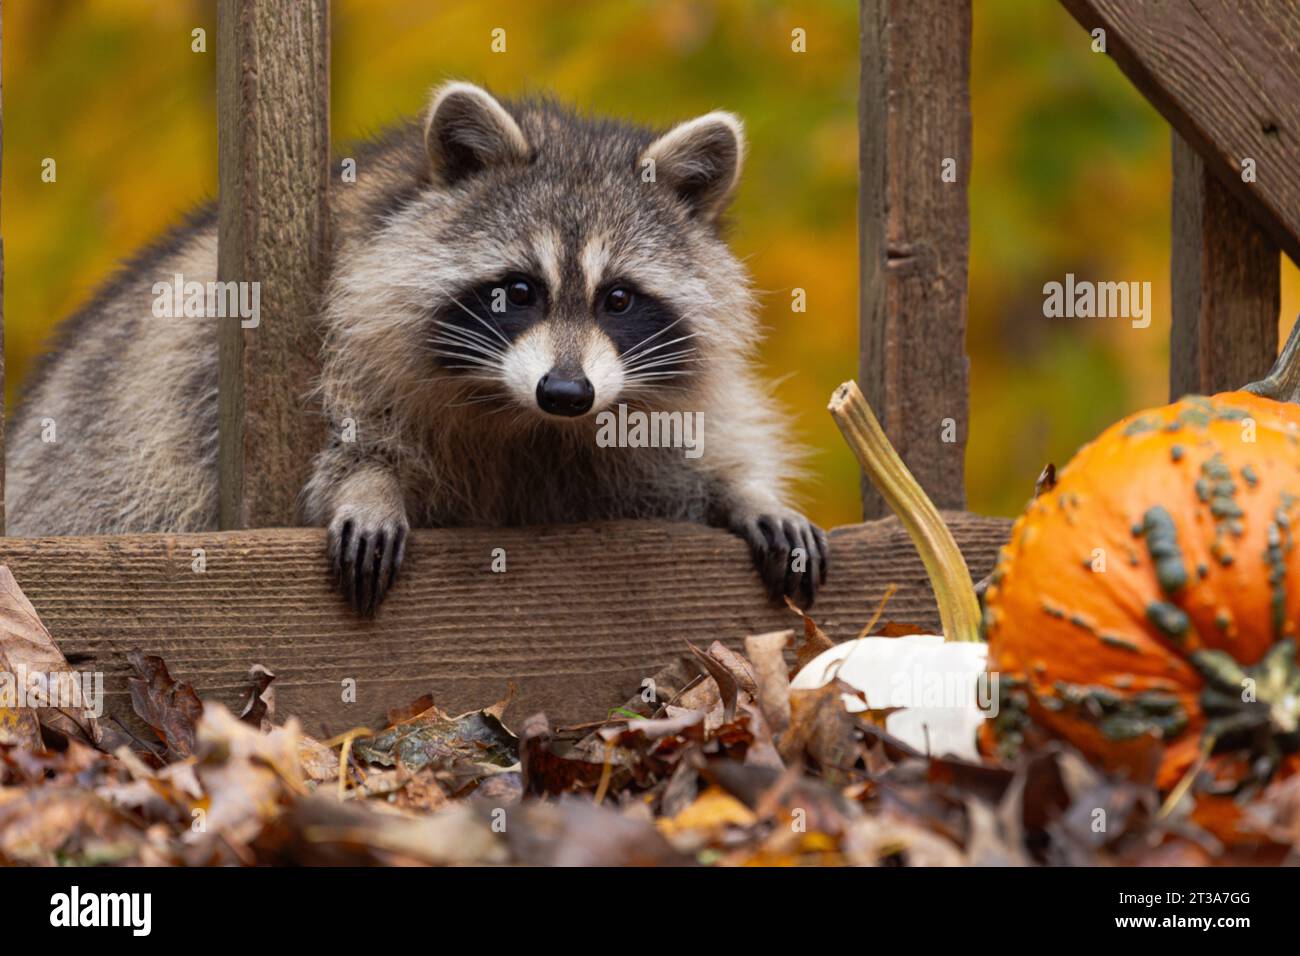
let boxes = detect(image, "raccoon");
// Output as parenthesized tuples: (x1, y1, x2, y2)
(6, 81, 828, 613)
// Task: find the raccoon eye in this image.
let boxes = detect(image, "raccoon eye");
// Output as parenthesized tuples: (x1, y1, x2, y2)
(604, 287, 634, 315)
(505, 279, 535, 308)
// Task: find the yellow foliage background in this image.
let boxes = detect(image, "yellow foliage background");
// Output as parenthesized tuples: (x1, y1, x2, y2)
(4, 0, 1298, 527)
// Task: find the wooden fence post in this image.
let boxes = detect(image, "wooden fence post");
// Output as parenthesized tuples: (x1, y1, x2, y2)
(1170, 133, 1279, 399)
(217, 0, 330, 528)
(858, 0, 971, 519)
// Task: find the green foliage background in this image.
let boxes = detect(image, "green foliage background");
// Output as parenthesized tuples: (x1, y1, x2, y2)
(4, 0, 1297, 527)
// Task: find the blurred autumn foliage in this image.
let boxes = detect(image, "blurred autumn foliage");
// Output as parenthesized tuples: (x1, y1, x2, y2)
(3, 0, 1298, 525)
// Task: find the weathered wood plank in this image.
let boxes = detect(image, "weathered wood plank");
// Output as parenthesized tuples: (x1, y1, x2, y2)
(216, 0, 330, 528)
(1170, 133, 1280, 399)
(859, 0, 971, 519)
(0, 515, 1011, 737)
(1060, 0, 1300, 265)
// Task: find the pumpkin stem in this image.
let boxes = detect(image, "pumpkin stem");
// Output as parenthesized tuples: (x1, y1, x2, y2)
(1244, 314, 1300, 403)
(828, 381, 982, 643)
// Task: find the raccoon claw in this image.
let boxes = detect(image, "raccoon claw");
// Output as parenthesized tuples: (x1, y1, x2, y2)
(736, 511, 829, 607)
(328, 511, 409, 616)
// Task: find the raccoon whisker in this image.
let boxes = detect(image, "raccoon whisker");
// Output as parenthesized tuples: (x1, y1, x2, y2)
(437, 364, 500, 374)
(430, 354, 504, 375)
(622, 332, 700, 364)
(429, 281, 514, 350)
(622, 361, 696, 378)
(618, 374, 691, 390)
(428, 338, 504, 364)
(627, 345, 696, 362)
(429, 323, 507, 356)
(623, 362, 694, 379)
(621, 318, 690, 360)
(431, 323, 504, 355)
(622, 349, 698, 373)
(430, 350, 504, 373)
(445, 392, 509, 410)
(622, 316, 684, 357)
(429, 335, 505, 363)
(617, 381, 694, 401)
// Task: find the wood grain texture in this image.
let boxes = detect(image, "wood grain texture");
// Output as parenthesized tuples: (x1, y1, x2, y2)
(0, 515, 1011, 737)
(859, 0, 972, 519)
(217, 0, 329, 528)
(1060, 0, 1300, 265)
(1170, 133, 1280, 399)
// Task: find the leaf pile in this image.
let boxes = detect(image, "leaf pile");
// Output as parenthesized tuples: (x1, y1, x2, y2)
(3, 573, 1300, 865)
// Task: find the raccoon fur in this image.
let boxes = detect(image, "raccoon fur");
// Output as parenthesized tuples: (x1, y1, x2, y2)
(6, 81, 829, 612)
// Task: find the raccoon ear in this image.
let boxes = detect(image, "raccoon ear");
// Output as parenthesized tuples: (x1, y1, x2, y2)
(641, 112, 745, 222)
(423, 82, 530, 185)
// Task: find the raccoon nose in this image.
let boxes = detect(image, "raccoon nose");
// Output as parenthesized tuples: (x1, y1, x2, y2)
(536, 372, 595, 417)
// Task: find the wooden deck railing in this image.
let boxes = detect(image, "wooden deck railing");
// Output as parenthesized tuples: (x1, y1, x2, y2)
(0, 0, 1296, 733)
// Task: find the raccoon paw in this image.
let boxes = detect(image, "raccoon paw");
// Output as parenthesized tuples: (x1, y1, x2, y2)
(328, 507, 409, 616)
(734, 511, 830, 607)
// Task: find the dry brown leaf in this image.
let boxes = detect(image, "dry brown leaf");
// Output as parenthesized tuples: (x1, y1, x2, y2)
(686, 642, 738, 722)
(873, 621, 928, 637)
(238, 664, 276, 730)
(785, 597, 835, 669)
(485, 681, 517, 721)
(843, 811, 967, 866)
(658, 785, 757, 851)
(707, 641, 759, 695)
(0, 565, 103, 748)
(519, 713, 609, 795)
(127, 651, 203, 759)
(0, 704, 42, 750)
(0, 787, 145, 866)
(187, 703, 305, 854)
(744, 630, 793, 735)
(780, 683, 859, 784)
(506, 797, 687, 866)
(297, 734, 340, 783)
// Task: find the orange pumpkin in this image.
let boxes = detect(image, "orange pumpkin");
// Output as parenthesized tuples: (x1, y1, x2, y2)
(982, 386, 1300, 793)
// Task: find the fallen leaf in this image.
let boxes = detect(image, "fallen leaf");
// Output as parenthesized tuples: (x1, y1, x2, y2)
(686, 642, 738, 722)
(744, 630, 793, 735)
(351, 700, 517, 796)
(519, 713, 609, 795)
(186, 703, 305, 858)
(785, 597, 835, 670)
(238, 664, 276, 730)
(781, 683, 859, 784)
(660, 785, 757, 837)
(506, 797, 689, 866)
(297, 734, 339, 784)
(127, 651, 203, 759)
(0, 704, 42, 750)
(0, 566, 104, 748)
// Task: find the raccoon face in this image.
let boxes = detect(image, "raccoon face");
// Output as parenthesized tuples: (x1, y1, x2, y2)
(418, 82, 750, 422)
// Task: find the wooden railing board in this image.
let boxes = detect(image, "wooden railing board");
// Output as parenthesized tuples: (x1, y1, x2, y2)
(0, 514, 1012, 738)
(1060, 0, 1300, 267)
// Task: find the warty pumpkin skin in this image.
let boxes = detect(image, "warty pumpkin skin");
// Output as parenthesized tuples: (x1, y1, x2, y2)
(982, 390, 1300, 791)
